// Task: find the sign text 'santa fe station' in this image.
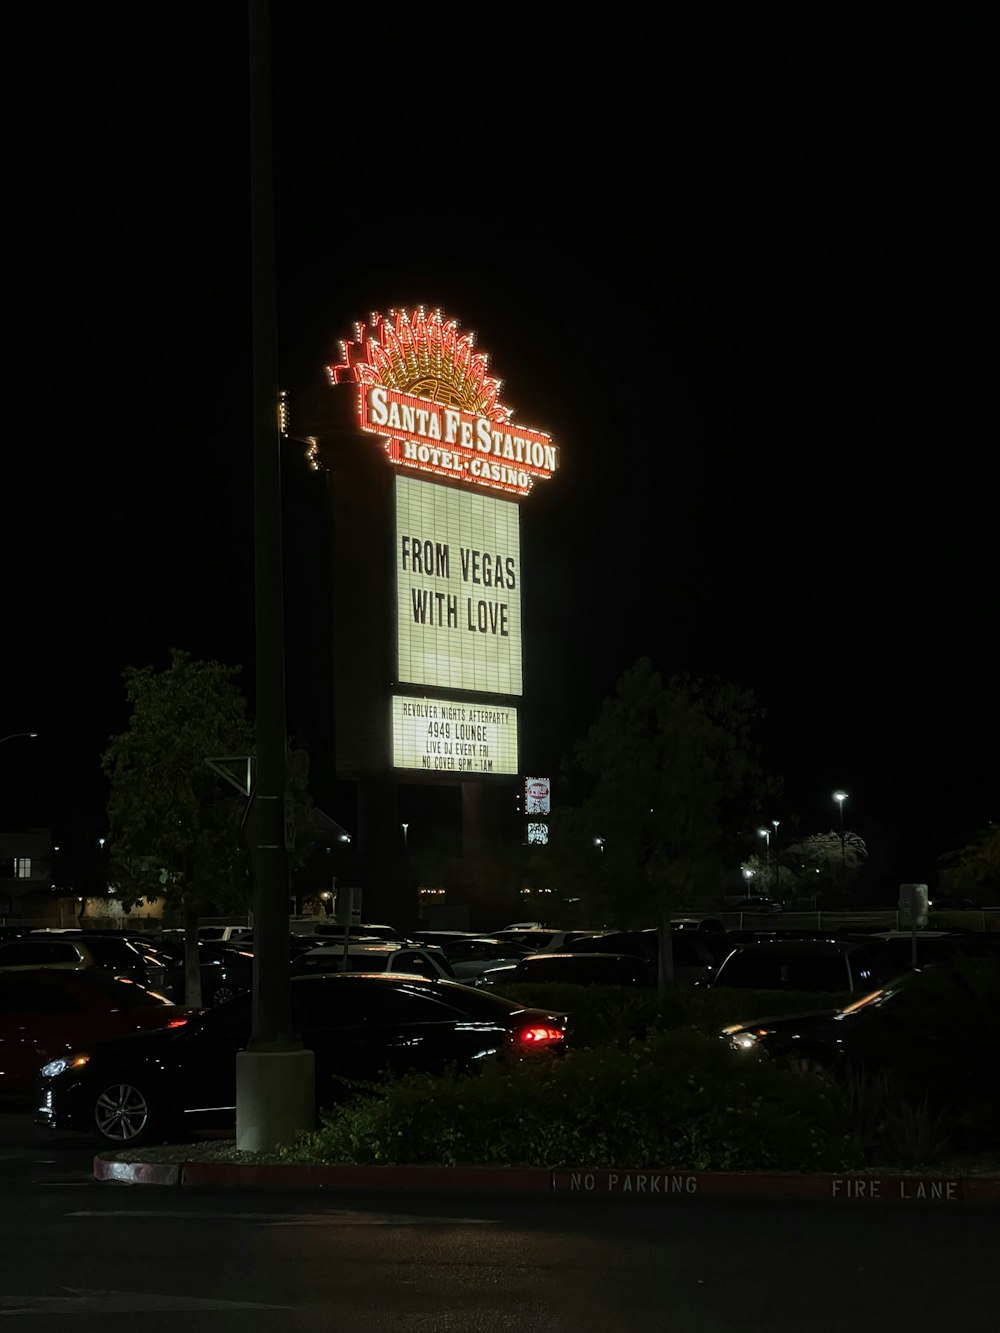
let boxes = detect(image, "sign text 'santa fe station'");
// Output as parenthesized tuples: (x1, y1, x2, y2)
(325, 307, 558, 778)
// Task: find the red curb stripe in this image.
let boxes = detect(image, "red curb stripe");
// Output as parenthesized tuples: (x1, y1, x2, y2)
(180, 1163, 554, 1192)
(551, 1169, 999, 1202)
(551, 1170, 827, 1199)
(962, 1177, 1000, 1203)
(93, 1156, 1000, 1203)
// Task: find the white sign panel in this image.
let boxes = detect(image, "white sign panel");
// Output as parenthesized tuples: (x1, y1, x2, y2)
(396, 474, 522, 695)
(524, 776, 551, 814)
(392, 696, 519, 775)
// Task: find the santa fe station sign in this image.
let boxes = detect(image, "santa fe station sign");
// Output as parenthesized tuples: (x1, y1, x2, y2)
(326, 308, 556, 778)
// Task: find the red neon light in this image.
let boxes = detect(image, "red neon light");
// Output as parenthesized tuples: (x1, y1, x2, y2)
(327, 307, 557, 498)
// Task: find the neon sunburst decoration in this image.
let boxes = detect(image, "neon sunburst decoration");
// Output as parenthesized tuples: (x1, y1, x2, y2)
(328, 307, 511, 422)
(322, 306, 557, 497)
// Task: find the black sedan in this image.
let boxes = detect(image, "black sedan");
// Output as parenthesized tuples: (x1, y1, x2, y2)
(720, 958, 1000, 1122)
(141, 939, 256, 1007)
(35, 973, 571, 1148)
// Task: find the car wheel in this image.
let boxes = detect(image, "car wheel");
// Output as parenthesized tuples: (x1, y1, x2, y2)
(787, 1049, 830, 1076)
(210, 983, 237, 1006)
(92, 1076, 160, 1147)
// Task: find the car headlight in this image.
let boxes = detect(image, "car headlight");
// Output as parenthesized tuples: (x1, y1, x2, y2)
(721, 1025, 773, 1052)
(40, 1053, 91, 1079)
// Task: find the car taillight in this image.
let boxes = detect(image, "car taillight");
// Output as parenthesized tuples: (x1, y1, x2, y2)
(166, 1018, 190, 1029)
(514, 1023, 565, 1050)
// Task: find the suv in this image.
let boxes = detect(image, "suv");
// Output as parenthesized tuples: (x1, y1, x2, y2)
(289, 942, 458, 982)
(0, 932, 168, 991)
(478, 952, 657, 988)
(569, 928, 719, 984)
(487, 929, 604, 952)
(709, 938, 898, 994)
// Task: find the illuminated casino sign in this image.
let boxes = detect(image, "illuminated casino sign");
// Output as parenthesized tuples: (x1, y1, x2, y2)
(311, 306, 557, 781)
(327, 307, 558, 498)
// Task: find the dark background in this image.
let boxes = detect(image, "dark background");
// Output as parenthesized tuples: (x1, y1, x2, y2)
(4, 5, 993, 897)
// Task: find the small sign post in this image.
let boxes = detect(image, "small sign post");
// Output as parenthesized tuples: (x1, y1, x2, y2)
(898, 884, 929, 967)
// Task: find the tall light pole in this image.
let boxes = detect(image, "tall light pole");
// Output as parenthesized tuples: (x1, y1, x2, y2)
(401, 822, 409, 854)
(833, 791, 848, 888)
(757, 827, 770, 890)
(772, 820, 780, 899)
(1, 732, 39, 746)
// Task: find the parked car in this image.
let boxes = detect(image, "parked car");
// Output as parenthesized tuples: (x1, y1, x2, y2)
(411, 930, 481, 949)
(836, 929, 1000, 974)
(289, 919, 410, 943)
(477, 951, 657, 988)
(727, 896, 783, 913)
(432, 936, 532, 982)
(569, 927, 719, 983)
(195, 925, 253, 943)
(0, 968, 193, 1095)
(35, 973, 572, 1146)
(708, 938, 898, 994)
(487, 928, 607, 952)
(670, 916, 726, 934)
(719, 957, 1000, 1128)
(289, 942, 459, 982)
(140, 940, 256, 1007)
(0, 932, 170, 992)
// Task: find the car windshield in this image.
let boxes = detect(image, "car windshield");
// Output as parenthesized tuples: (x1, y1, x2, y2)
(835, 965, 955, 1018)
(837, 986, 891, 1015)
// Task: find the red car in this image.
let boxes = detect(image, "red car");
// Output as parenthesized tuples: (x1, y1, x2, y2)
(0, 968, 194, 1095)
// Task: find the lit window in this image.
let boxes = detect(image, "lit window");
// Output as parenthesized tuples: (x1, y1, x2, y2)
(14, 858, 31, 878)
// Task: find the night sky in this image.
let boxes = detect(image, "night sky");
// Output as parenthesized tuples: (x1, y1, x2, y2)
(5, 6, 993, 893)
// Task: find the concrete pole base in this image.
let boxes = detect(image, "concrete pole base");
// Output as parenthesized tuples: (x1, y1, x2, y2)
(235, 1048, 316, 1153)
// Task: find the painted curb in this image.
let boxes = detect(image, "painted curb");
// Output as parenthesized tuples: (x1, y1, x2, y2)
(92, 1155, 1000, 1203)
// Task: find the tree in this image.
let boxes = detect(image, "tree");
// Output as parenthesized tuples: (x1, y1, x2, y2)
(538, 658, 776, 990)
(780, 830, 869, 903)
(102, 651, 256, 1005)
(937, 822, 1000, 905)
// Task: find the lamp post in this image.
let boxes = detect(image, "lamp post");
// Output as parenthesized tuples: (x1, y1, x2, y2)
(1, 732, 39, 746)
(771, 820, 780, 899)
(757, 827, 770, 890)
(401, 822, 409, 854)
(833, 791, 848, 888)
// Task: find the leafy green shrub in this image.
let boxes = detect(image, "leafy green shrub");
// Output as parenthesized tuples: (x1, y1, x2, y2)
(279, 1025, 864, 1173)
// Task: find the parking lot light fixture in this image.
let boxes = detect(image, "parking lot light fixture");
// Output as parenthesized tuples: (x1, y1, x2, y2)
(771, 820, 781, 898)
(833, 791, 848, 885)
(757, 828, 771, 886)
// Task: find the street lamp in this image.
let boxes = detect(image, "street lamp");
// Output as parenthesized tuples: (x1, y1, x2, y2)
(757, 827, 770, 888)
(593, 837, 605, 854)
(771, 820, 780, 899)
(1, 732, 39, 745)
(833, 791, 848, 886)
(401, 822, 409, 853)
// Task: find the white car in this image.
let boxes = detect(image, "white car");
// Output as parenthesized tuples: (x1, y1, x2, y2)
(289, 942, 459, 982)
(434, 936, 534, 982)
(488, 928, 609, 953)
